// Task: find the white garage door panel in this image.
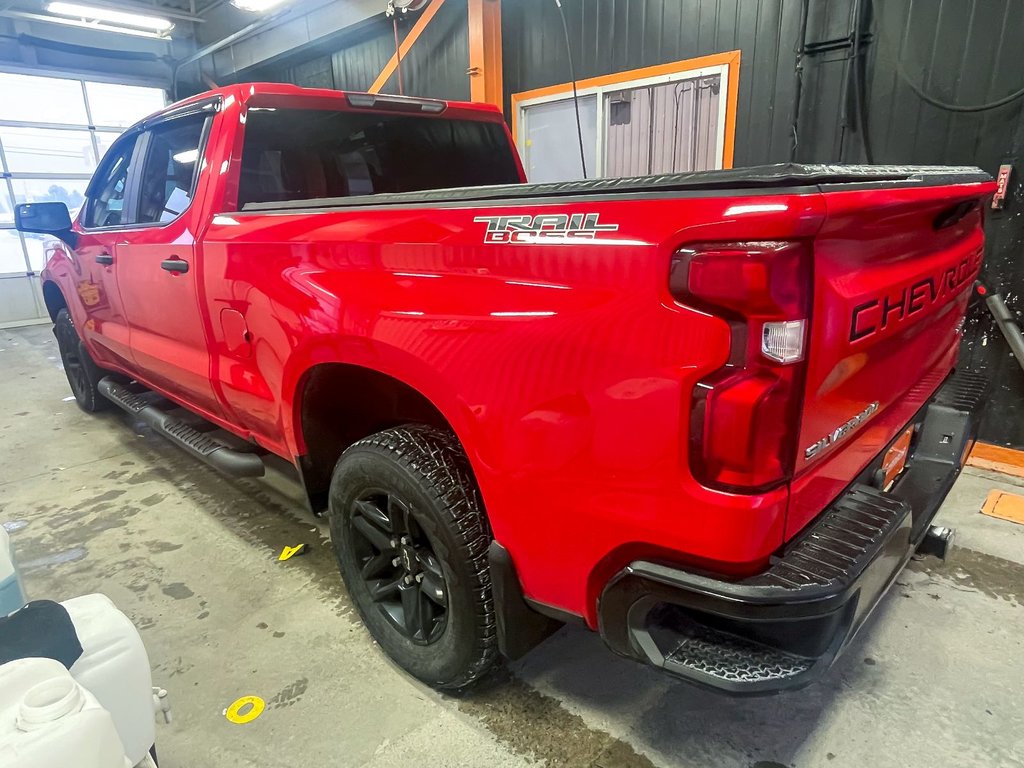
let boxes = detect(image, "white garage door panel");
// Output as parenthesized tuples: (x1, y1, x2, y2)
(0, 276, 46, 328)
(0, 69, 166, 325)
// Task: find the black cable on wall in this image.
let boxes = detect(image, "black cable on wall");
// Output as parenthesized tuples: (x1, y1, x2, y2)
(851, 0, 874, 162)
(553, 0, 588, 179)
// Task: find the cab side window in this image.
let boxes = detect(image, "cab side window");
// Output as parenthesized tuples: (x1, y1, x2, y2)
(136, 114, 208, 224)
(82, 135, 138, 229)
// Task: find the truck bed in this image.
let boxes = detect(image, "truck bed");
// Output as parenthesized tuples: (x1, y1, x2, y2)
(239, 163, 991, 213)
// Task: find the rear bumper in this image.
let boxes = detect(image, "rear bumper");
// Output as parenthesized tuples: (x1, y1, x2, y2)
(597, 369, 987, 694)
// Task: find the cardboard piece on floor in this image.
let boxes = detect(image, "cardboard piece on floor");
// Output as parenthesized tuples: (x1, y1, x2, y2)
(980, 489, 1024, 525)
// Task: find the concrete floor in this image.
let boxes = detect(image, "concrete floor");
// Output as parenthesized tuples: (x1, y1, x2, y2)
(1, 322, 1022, 768)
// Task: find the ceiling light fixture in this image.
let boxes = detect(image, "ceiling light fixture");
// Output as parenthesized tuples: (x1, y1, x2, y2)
(7, 9, 167, 37)
(46, 1, 174, 32)
(230, 0, 290, 13)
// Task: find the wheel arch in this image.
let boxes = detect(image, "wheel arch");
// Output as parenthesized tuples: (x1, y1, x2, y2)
(289, 357, 479, 514)
(41, 280, 68, 322)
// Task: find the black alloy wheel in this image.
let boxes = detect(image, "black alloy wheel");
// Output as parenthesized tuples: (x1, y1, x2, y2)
(53, 308, 110, 413)
(55, 310, 91, 401)
(328, 425, 498, 690)
(350, 489, 448, 644)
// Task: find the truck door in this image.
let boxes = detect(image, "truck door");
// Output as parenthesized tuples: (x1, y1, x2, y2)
(67, 133, 141, 371)
(115, 110, 223, 418)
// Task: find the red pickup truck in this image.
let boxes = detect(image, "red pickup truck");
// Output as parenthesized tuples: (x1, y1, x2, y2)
(16, 84, 993, 694)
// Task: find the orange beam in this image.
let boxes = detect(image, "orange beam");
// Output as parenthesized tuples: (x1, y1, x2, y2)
(468, 0, 503, 108)
(721, 50, 740, 169)
(369, 0, 447, 95)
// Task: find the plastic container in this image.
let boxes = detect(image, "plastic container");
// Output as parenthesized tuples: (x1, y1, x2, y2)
(0, 525, 27, 617)
(62, 594, 156, 767)
(0, 657, 129, 768)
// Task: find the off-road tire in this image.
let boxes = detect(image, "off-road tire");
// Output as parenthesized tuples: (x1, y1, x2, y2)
(53, 308, 111, 413)
(327, 424, 497, 690)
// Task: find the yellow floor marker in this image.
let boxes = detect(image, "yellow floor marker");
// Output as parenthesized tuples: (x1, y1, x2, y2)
(278, 544, 307, 561)
(225, 695, 265, 725)
(981, 490, 1024, 526)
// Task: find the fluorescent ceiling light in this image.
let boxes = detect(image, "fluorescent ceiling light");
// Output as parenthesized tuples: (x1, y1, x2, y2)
(230, 0, 290, 13)
(46, 1, 174, 32)
(8, 10, 167, 37)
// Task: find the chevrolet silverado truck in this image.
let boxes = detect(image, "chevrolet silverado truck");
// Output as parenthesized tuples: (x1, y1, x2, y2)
(15, 84, 994, 694)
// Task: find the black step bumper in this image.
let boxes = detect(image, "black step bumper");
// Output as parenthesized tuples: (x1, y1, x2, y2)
(597, 369, 987, 695)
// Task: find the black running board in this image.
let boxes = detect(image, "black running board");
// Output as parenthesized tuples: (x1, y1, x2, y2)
(98, 377, 265, 478)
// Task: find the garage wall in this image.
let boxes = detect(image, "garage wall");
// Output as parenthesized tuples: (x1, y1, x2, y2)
(503, 0, 802, 168)
(246, 2, 470, 101)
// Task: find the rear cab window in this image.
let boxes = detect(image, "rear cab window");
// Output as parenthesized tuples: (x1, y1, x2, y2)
(236, 108, 521, 209)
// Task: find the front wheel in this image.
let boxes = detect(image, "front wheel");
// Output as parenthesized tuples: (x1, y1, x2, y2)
(53, 308, 110, 413)
(327, 425, 497, 690)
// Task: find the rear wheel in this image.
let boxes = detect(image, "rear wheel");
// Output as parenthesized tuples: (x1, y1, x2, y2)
(54, 308, 110, 413)
(327, 425, 497, 690)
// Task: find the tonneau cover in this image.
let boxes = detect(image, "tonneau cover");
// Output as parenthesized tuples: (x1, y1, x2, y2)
(239, 163, 991, 213)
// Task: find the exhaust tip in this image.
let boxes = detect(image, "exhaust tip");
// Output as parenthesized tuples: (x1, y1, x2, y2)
(917, 525, 956, 561)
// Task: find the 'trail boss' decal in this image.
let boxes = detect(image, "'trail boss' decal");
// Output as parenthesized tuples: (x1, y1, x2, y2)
(849, 250, 983, 343)
(474, 213, 619, 244)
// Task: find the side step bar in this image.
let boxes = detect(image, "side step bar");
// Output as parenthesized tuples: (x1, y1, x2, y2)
(98, 377, 265, 478)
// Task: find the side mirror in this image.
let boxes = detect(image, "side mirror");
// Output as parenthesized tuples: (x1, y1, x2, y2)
(14, 202, 77, 248)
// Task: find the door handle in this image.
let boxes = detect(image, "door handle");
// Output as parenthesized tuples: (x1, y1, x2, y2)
(160, 258, 189, 274)
(95, 253, 113, 265)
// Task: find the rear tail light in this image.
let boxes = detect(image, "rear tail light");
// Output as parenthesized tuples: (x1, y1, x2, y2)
(670, 241, 812, 492)
(762, 320, 806, 364)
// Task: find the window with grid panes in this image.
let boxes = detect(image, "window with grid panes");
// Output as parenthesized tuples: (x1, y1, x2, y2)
(0, 71, 165, 275)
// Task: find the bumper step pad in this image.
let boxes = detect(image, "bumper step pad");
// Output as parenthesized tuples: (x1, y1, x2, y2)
(663, 623, 815, 687)
(749, 484, 910, 592)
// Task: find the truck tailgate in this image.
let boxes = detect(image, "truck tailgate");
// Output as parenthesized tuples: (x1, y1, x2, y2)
(787, 179, 992, 539)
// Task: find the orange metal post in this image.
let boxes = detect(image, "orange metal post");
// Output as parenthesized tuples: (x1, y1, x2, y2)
(467, 0, 503, 108)
(369, 0, 447, 95)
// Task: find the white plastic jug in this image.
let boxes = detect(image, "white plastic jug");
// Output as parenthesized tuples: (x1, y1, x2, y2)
(62, 594, 156, 767)
(0, 526, 27, 617)
(0, 657, 129, 768)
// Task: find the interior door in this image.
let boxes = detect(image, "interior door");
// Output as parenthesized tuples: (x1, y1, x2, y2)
(69, 133, 141, 370)
(115, 112, 223, 418)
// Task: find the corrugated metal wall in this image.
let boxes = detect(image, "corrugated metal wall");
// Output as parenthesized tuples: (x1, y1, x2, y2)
(250, 2, 470, 100)
(798, 0, 1024, 168)
(503, 0, 803, 167)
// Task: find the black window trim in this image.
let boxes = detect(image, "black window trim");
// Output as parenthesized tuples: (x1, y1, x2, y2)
(78, 130, 145, 232)
(78, 96, 219, 233)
